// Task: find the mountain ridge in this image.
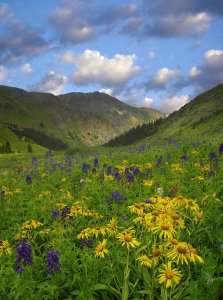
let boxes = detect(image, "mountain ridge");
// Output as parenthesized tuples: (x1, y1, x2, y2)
(0, 85, 165, 152)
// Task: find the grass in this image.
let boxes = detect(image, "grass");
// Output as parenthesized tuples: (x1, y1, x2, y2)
(0, 137, 222, 299)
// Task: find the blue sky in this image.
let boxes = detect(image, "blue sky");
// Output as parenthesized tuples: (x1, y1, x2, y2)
(0, 0, 223, 112)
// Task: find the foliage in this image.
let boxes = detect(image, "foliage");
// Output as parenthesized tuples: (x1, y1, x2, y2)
(105, 118, 164, 146)
(0, 139, 222, 299)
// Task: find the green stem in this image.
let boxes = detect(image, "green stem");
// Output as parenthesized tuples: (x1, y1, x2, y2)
(122, 248, 130, 300)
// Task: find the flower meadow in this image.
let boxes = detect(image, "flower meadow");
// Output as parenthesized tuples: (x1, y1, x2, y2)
(0, 142, 223, 300)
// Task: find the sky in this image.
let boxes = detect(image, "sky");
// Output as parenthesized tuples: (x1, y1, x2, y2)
(0, 0, 223, 113)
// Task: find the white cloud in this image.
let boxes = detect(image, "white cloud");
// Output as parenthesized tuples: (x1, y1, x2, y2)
(50, 1, 95, 43)
(99, 88, 113, 96)
(72, 49, 141, 86)
(61, 51, 76, 64)
(143, 12, 211, 38)
(29, 71, 68, 95)
(204, 49, 223, 66)
(144, 97, 154, 107)
(148, 51, 155, 60)
(154, 67, 181, 85)
(189, 66, 201, 77)
(0, 66, 6, 83)
(183, 12, 211, 34)
(160, 95, 189, 113)
(187, 49, 223, 92)
(21, 63, 32, 74)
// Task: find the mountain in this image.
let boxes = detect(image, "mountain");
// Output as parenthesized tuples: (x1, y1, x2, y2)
(105, 83, 223, 146)
(0, 85, 164, 152)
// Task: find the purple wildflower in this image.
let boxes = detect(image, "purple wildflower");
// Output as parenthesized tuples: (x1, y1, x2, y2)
(15, 265, 24, 273)
(52, 209, 59, 218)
(31, 157, 38, 167)
(113, 170, 120, 180)
(209, 152, 217, 161)
(26, 175, 32, 184)
(125, 173, 134, 183)
(15, 241, 32, 273)
(46, 251, 61, 274)
(156, 156, 163, 168)
(181, 154, 189, 161)
(106, 166, 112, 175)
(82, 163, 90, 173)
(139, 144, 146, 153)
(112, 191, 127, 203)
(124, 168, 130, 175)
(132, 167, 140, 176)
(145, 199, 152, 204)
(219, 144, 223, 155)
(93, 158, 99, 168)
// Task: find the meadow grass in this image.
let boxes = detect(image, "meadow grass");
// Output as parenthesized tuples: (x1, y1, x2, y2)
(0, 139, 223, 299)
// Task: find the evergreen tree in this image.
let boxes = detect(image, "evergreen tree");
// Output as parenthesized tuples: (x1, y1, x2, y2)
(27, 143, 33, 153)
(4, 141, 12, 153)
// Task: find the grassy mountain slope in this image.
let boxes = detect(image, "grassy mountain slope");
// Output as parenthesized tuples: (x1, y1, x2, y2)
(0, 85, 164, 152)
(153, 83, 223, 140)
(105, 83, 223, 146)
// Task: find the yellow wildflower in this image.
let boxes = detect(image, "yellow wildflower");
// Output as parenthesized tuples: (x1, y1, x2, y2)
(95, 239, 109, 258)
(104, 175, 114, 181)
(167, 242, 190, 265)
(77, 228, 91, 239)
(144, 163, 153, 169)
(157, 262, 181, 288)
(106, 218, 118, 235)
(90, 226, 106, 238)
(171, 164, 183, 172)
(188, 244, 204, 264)
(152, 222, 176, 239)
(143, 180, 154, 187)
(0, 240, 12, 255)
(137, 255, 152, 267)
(116, 233, 140, 249)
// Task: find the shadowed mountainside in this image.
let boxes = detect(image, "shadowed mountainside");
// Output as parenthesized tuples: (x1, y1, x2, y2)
(0, 85, 164, 152)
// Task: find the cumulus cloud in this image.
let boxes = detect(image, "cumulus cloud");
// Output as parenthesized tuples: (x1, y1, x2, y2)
(21, 63, 32, 74)
(204, 49, 223, 67)
(189, 66, 202, 78)
(188, 49, 223, 92)
(99, 88, 113, 96)
(29, 71, 68, 95)
(72, 50, 141, 86)
(159, 95, 190, 113)
(145, 67, 181, 90)
(0, 66, 7, 83)
(0, 4, 52, 64)
(143, 97, 154, 107)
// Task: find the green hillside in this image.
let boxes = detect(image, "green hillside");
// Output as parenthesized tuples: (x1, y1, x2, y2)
(0, 85, 164, 153)
(155, 83, 223, 140)
(106, 83, 223, 146)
